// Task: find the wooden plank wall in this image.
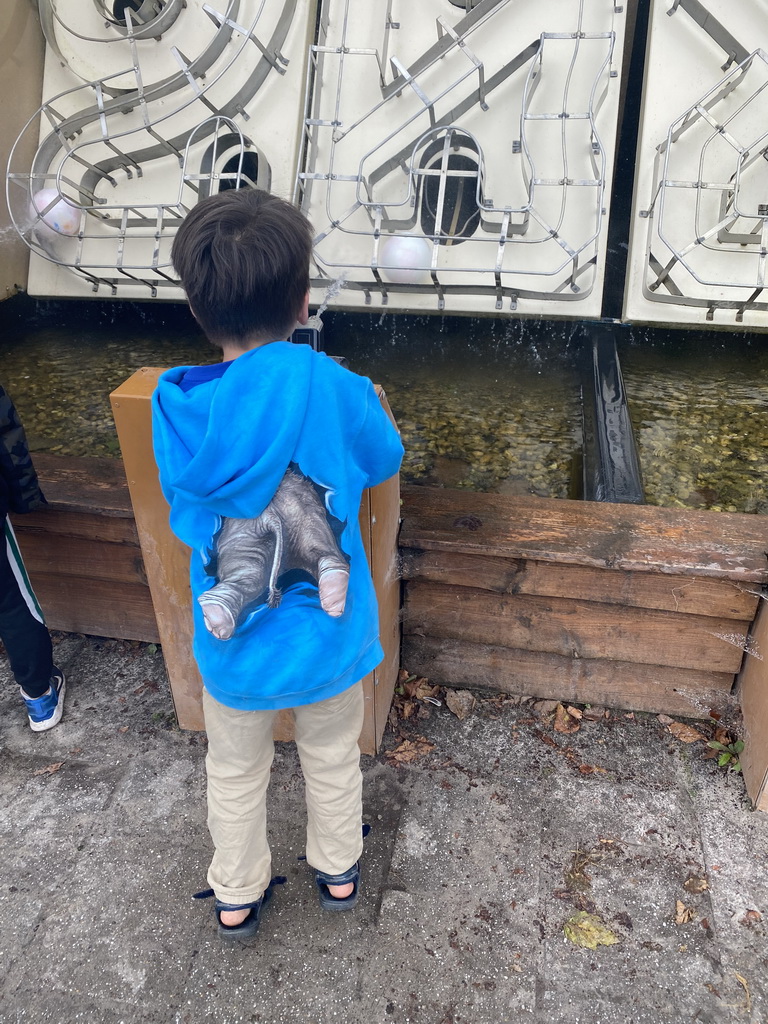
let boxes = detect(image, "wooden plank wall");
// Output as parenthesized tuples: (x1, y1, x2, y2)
(10, 454, 159, 642)
(12, 464, 768, 729)
(400, 486, 768, 719)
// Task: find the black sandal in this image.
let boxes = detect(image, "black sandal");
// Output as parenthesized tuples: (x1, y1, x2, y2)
(194, 876, 285, 940)
(315, 861, 360, 912)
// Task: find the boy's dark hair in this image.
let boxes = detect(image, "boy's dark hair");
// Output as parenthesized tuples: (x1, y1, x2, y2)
(171, 188, 313, 345)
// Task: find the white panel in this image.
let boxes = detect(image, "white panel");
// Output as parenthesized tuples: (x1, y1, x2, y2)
(298, 0, 627, 317)
(625, 0, 768, 328)
(6, 0, 316, 299)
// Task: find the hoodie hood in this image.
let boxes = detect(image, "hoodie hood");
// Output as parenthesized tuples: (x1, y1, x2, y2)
(153, 342, 313, 541)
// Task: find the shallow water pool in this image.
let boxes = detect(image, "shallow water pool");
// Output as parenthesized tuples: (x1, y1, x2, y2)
(2, 299, 767, 513)
(0, 302, 582, 498)
(618, 331, 768, 513)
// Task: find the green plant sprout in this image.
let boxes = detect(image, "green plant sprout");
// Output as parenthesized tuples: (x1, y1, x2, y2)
(707, 737, 744, 772)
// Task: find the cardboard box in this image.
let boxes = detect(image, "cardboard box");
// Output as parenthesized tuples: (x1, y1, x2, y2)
(737, 600, 768, 812)
(110, 367, 400, 755)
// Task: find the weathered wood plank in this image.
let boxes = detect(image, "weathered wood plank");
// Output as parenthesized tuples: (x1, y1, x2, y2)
(400, 485, 768, 583)
(12, 508, 139, 545)
(403, 634, 734, 718)
(112, 369, 203, 727)
(12, 530, 147, 586)
(737, 600, 768, 811)
(400, 548, 759, 620)
(31, 575, 159, 642)
(33, 454, 133, 516)
(404, 581, 748, 674)
(9, 457, 153, 640)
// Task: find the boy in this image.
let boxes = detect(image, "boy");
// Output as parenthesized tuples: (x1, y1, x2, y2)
(0, 381, 66, 732)
(152, 188, 403, 940)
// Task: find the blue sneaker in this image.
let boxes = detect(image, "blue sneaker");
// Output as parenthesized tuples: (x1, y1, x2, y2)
(21, 668, 66, 732)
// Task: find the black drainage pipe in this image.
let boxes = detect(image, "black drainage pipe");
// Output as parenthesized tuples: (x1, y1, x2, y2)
(580, 328, 644, 504)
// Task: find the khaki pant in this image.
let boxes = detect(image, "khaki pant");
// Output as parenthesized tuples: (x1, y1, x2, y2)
(202, 681, 364, 905)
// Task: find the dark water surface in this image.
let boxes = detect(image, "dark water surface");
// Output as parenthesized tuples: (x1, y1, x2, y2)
(1, 297, 767, 511)
(0, 300, 582, 498)
(618, 330, 768, 513)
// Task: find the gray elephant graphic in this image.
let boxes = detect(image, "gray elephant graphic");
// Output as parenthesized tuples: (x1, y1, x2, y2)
(199, 466, 350, 640)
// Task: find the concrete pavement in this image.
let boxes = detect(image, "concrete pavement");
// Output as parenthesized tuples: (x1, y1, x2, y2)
(1, 632, 767, 1024)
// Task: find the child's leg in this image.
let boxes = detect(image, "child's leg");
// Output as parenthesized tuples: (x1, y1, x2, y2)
(293, 680, 364, 894)
(202, 690, 278, 921)
(0, 516, 54, 697)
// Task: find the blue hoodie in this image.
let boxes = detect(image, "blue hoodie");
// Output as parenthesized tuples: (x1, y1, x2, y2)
(152, 341, 403, 711)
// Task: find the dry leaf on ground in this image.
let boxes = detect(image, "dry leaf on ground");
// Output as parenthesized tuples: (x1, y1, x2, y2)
(582, 706, 607, 721)
(740, 909, 762, 927)
(554, 703, 581, 735)
(683, 875, 709, 894)
(385, 737, 435, 765)
(675, 900, 694, 924)
(408, 677, 441, 701)
(445, 689, 476, 721)
(578, 764, 607, 775)
(667, 721, 706, 743)
(713, 726, 733, 746)
(564, 851, 601, 892)
(563, 911, 620, 950)
(33, 762, 64, 777)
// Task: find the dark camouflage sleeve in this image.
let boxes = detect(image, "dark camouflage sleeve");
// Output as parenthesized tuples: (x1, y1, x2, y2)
(0, 382, 46, 515)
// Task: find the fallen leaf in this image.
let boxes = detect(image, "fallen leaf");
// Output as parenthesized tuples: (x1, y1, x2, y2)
(384, 737, 435, 765)
(675, 900, 694, 924)
(33, 762, 64, 777)
(554, 703, 581, 735)
(582, 705, 607, 721)
(657, 714, 674, 725)
(667, 721, 706, 743)
(735, 972, 752, 1015)
(713, 726, 733, 746)
(741, 909, 762, 927)
(683, 875, 709, 894)
(118, 726, 129, 733)
(399, 699, 418, 720)
(566, 705, 583, 720)
(564, 850, 600, 891)
(578, 764, 607, 775)
(397, 668, 412, 688)
(533, 728, 561, 750)
(445, 689, 476, 721)
(563, 911, 620, 950)
(402, 675, 436, 700)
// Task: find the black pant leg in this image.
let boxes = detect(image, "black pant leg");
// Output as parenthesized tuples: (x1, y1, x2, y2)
(0, 516, 53, 698)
